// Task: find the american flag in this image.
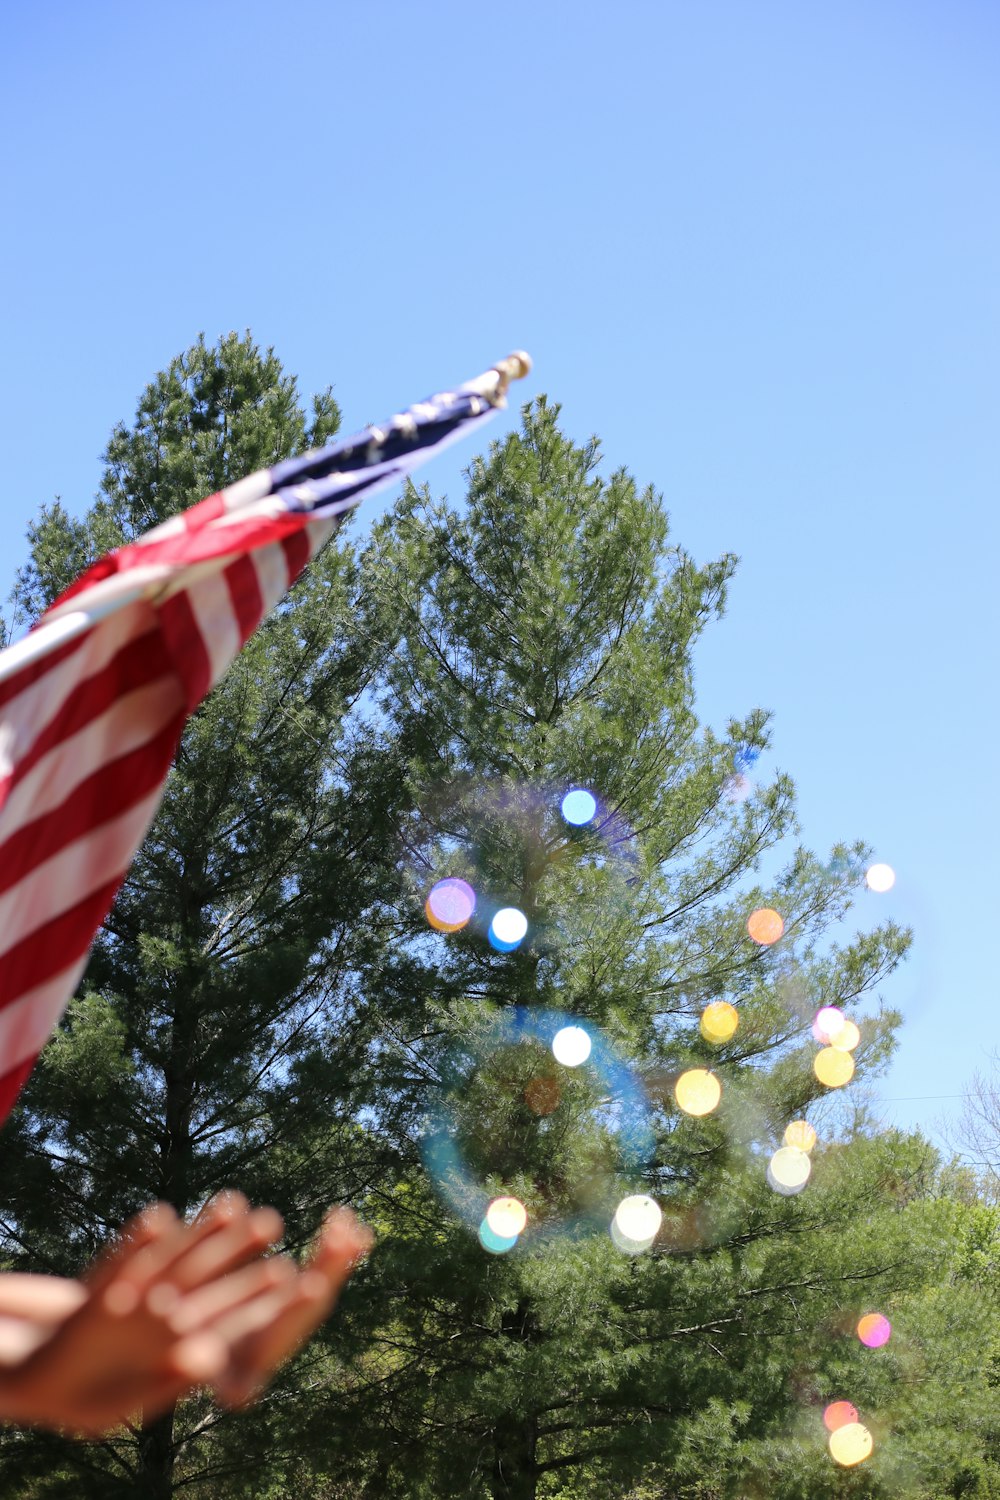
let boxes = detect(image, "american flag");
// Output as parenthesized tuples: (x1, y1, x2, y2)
(0, 354, 530, 1123)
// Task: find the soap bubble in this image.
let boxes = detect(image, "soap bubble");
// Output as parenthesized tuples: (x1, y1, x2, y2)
(812, 1006, 846, 1044)
(422, 1008, 655, 1246)
(830, 1018, 860, 1052)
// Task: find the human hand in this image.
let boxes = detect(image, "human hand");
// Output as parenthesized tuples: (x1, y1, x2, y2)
(0, 1192, 287, 1434)
(187, 1205, 374, 1410)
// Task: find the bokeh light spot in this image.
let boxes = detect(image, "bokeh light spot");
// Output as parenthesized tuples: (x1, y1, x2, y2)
(812, 1006, 845, 1045)
(783, 1120, 817, 1153)
(485, 1196, 527, 1238)
(830, 1018, 861, 1052)
(700, 1001, 739, 1044)
(425, 878, 476, 933)
(552, 1025, 592, 1067)
(488, 907, 528, 950)
(674, 1069, 722, 1117)
(767, 1146, 811, 1195)
(857, 1313, 892, 1348)
(866, 862, 896, 893)
(561, 788, 598, 825)
(613, 1195, 662, 1242)
(478, 1219, 518, 1255)
(610, 1217, 656, 1255)
(524, 1076, 561, 1115)
(829, 1422, 874, 1466)
(814, 1048, 856, 1088)
(724, 773, 754, 803)
(747, 907, 784, 945)
(824, 1401, 859, 1432)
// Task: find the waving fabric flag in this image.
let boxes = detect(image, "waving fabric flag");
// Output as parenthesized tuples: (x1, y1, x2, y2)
(0, 353, 531, 1124)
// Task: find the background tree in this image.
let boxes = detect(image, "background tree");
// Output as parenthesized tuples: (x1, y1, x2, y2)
(5, 358, 998, 1500)
(0, 333, 397, 1498)
(300, 400, 930, 1499)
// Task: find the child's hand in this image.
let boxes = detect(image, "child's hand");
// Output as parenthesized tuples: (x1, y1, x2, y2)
(0, 1192, 286, 1434)
(200, 1206, 374, 1410)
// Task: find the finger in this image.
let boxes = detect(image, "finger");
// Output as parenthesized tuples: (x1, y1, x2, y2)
(213, 1274, 332, 1408)
(107, 1198, 283, 1301)
(167, 1257, 295, 1336)
(308, 1208, 374, 1280)
(160, 1207, 285, 1294)
(84, 1203, 178, 1292)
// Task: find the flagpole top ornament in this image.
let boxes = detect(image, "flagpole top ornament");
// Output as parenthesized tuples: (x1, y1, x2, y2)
(490, 350, 532, 402)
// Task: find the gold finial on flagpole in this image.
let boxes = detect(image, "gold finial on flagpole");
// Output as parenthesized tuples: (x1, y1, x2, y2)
(492, 350, 532, 398)
(466, 352, 533, 407)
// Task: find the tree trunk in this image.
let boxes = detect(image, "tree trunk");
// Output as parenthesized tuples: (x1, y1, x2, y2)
(134, 1405, 177, 1499)
(490, 1411, 538, 1500)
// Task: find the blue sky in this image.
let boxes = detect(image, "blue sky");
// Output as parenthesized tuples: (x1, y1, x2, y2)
(2, 1, 998, 1148)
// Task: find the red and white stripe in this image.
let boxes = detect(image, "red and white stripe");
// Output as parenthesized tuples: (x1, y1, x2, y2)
(0, 357, 517, 1122)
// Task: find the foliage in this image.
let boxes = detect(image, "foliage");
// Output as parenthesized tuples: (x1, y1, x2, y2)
(2, 355, 998, 1498)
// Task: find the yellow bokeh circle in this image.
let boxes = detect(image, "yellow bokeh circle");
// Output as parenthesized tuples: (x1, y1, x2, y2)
(700, 1001, 739, 1044)
(814, 1047, 855, 1089)
(485, 1196, 527, 1237)
(747, 907, 784, 945)
(674, 1069, 722, 1117)
(783, 1119, 817, 1152)
(830, 1018, 861, 1052)
(829, 1421, 873, 1467)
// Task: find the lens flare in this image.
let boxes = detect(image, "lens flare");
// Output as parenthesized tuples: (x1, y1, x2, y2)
(610, 1218, 656, 1255)
(824, 1402, 859, 1432)
(700, 1001, 739, 1044)
(485, 1196, 527, 1238)
(829, 1422, 873, 1466)
(747, 908, 784, 945)
(488, 907, 528, 951)
(830, 1019, 861, 1052)
(724, 773, 754, 803)
(551, 1025, 592, 1067)
(524, 1076, 561, 1115)
(865, 863, 896, 893)
(857, 1313, 891, 1348)
(783, 1120, 817, 1153)
(478, 1219, 518, 1255)
(425, 878, 476, 933)
(561, 788, 598, 825)
(674, 1069, 722, 1117)
(613, 1195, 662, 1242)
(767, 1146, 811, 1195)
(814, 1048, 855, 1088)
(812, 1006, 845, 1044)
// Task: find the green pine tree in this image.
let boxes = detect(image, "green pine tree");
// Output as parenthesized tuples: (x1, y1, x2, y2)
(312, 397, 920, 1499)
(0, 333, 398, 1498)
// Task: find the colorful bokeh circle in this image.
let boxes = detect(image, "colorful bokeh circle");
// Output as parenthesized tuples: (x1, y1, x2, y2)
(857, 1313, 891, 1348)
(422, 1008, 655, 1247)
